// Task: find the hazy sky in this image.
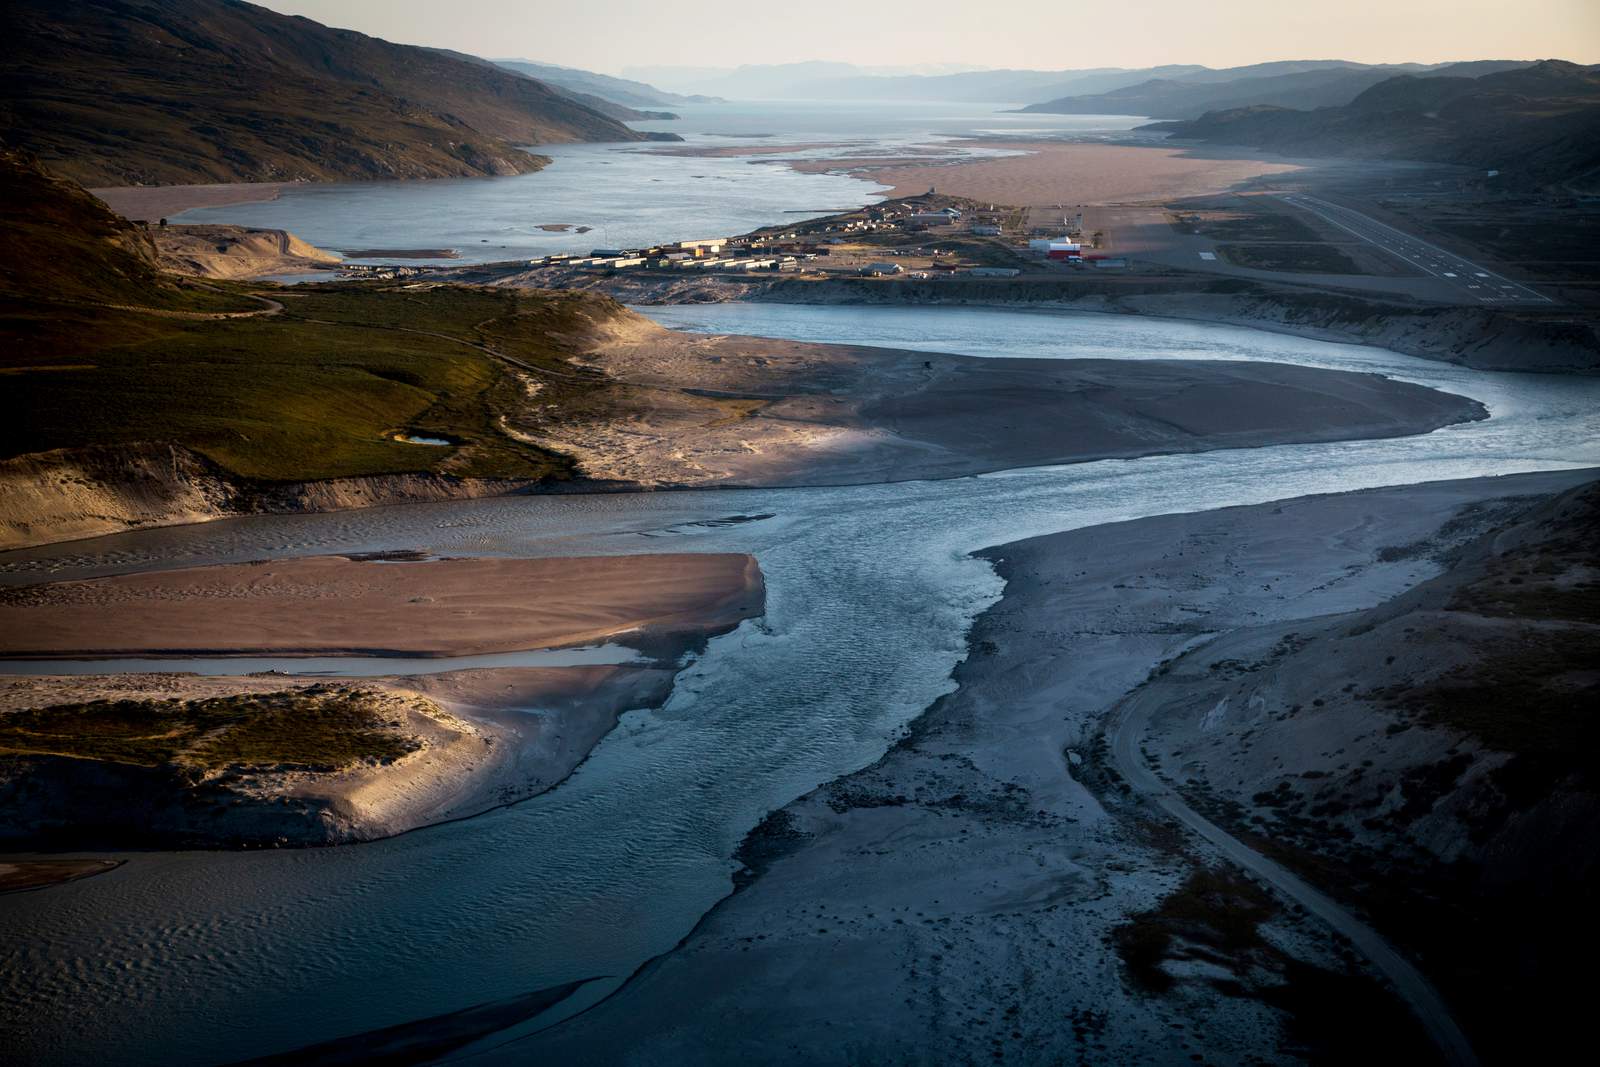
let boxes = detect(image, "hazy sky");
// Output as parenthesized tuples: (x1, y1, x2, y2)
(256, 0, 1600, 74)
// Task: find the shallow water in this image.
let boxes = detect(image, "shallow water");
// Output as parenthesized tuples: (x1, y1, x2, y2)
(171, 103, 1144, 265)
(1, 305, 1596, 1065)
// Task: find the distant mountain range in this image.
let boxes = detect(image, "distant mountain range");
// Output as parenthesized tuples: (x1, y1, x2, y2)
(1147, 60, 1600, 189)
(0, 0, 679, 188)
(603, 59, 1535, 107)
(1019, 61, 1532, 119)
(616, 61, 1202, 102)
(427, 52, 680, 123)
(491, 60, 719, 110)
(623, 61, 993, 97)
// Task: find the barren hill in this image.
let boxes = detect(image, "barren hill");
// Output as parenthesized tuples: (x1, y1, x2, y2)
(1148, 60, 1600, 189)
(0, 0, 678, 187)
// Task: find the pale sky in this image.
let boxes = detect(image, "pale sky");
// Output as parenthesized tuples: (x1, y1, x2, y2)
(256, 0, 1600, 74)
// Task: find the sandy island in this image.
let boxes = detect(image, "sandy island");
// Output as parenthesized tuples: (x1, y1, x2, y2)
(0, 552, 764, 851)
(0, 552, 763, 658)
(0, 665, 679, 850)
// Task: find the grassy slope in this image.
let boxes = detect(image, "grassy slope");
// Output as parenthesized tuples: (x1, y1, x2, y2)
(3, 284, 611, 483)
(1, 151, 614, 484)
(0, 689, 418, 772)
(0, 0, 653, 186)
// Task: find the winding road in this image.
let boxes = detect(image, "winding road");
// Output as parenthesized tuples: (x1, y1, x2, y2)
(1110, 695, 1479, 1066)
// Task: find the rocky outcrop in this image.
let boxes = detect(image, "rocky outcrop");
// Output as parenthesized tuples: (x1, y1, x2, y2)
(153, 224, 340, 280)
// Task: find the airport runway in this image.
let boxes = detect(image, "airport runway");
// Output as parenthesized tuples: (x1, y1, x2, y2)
(1275, 194, 1551, 305)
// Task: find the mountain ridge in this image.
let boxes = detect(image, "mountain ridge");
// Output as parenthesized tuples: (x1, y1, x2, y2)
(0, 0, 679, 187)
(1018, 61, 1531, 119)
(491, 60, 717, 108)
(1146, 60, 1600, 189)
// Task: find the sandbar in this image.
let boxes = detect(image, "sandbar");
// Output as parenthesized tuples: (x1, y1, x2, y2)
(87, 181, 295, 221)
(0, 552, 764, 658)
(528, 315, 1486, 488)
(0, 663, 681, 848)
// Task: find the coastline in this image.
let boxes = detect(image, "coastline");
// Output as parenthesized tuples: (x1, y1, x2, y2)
(521, 467, 1598, 1063)
(88, 181, 296, 221)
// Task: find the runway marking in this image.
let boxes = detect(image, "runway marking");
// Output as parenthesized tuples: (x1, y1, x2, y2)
(1274, 194, 1553, 305)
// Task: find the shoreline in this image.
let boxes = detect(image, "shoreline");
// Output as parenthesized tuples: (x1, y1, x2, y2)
(513, 270, 1600, 375)
(521, 467, 1599, 1062)
(0, 309, 1492, 553)
(513, 313, 1488, 489)
(88, 181, 295, 221)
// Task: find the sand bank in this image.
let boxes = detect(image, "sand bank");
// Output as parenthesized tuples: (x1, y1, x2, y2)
(153, 223, 340, 279)
(0, 551, 764, 848)
(793, 141, 1303, 205)
(523, 469, 1594, 1063)
(643, 141, 867, 158)
(88, 182, 295, 221)
(528, 315, 1485, 488)
(0, 552, 764, 658)
(0, 664, 679, 848)
(0, 858, 120, 894)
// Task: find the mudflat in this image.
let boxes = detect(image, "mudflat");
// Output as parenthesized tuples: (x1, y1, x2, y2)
(537, 315, 1487, 487)
(0, 553, 764, 658)
(87, 182, 295, 221)
(793, 142, 1304, 204)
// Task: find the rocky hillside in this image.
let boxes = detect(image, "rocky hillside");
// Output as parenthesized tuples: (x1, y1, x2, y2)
(1020, 61, 1528, 120)
(0, 0, 678, 187)
(0, 148, 209, 308)
(492, 59, 710, 108)
(1148, 60, 1600, 189)
(1128, 476, 1600, 1061)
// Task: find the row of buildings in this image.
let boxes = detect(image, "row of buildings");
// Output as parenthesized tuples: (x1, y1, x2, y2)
(528, 238, 811, 274)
